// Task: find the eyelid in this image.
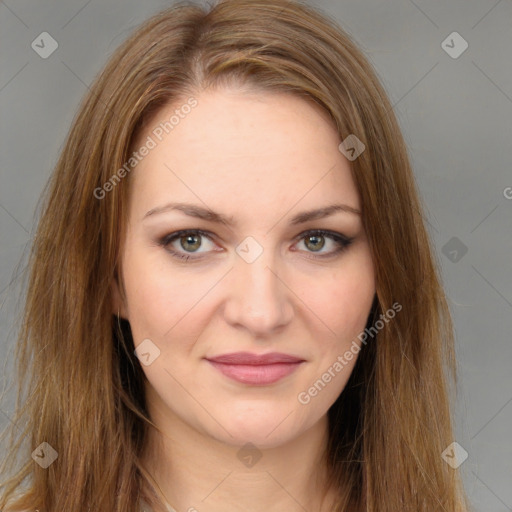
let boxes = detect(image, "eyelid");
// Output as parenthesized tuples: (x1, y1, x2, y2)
(159, 229, 218, 248)
(158, 228, 354, 262)
(291, 229, 354, 260)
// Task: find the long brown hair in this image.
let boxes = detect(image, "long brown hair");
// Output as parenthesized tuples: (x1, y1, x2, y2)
(0, 0, 471, 510)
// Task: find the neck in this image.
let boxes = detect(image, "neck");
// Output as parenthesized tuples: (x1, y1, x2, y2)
(140, 395, 338, 512)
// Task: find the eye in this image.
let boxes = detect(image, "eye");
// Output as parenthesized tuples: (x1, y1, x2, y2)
(157, 229, 218, 261)
(157, 229, 354, 262)
(292, 229, 354, 260)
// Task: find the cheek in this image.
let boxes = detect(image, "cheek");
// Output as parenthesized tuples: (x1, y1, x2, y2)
(123, 237, 375, 353)
(121, 246, 194, 342)
(300, 250, 375, 346)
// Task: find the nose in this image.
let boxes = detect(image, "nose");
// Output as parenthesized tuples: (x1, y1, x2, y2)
(222, 245, 294, 337)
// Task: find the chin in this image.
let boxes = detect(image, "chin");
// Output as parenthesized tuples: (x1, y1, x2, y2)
(216, 427, 299, 451)
(206, 407, 306, 450)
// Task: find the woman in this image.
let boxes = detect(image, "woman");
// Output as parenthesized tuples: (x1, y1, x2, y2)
(0, 0, 471, 510)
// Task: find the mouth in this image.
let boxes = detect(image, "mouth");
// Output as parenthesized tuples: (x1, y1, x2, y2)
(205, 352, 305, 386)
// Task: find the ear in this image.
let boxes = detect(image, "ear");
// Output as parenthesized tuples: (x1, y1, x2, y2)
(111, 273, 129, 319)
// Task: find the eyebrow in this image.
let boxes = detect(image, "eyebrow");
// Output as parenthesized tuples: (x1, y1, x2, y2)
(143, 202, 360, 226)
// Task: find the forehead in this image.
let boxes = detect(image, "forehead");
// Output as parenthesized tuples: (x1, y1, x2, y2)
(129, 88, 360, 220)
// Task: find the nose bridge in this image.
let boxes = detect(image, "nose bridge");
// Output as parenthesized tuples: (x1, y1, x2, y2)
(224, 236, 293, 333)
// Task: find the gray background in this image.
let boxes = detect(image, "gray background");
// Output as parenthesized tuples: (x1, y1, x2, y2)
(1, 0, 511, 510)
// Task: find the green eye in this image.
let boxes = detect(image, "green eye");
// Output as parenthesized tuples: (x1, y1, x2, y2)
(158, 229, 354, 262)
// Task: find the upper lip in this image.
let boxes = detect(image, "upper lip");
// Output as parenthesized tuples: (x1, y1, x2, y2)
(206, 352, 304, 365)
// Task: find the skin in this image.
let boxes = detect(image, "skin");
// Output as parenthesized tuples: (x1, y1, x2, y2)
(112, 87, 376, 512)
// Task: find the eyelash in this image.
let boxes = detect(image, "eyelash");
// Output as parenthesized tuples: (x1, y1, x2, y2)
(157, 229, 355, 262)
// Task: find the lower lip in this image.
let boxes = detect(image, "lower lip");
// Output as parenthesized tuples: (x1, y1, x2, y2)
(207, 361, 303, 385)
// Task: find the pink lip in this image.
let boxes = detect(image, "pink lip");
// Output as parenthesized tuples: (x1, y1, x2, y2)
(206, 351, 305, 385)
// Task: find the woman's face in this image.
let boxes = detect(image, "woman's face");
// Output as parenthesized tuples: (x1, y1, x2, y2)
(113, 87, 375, 449)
